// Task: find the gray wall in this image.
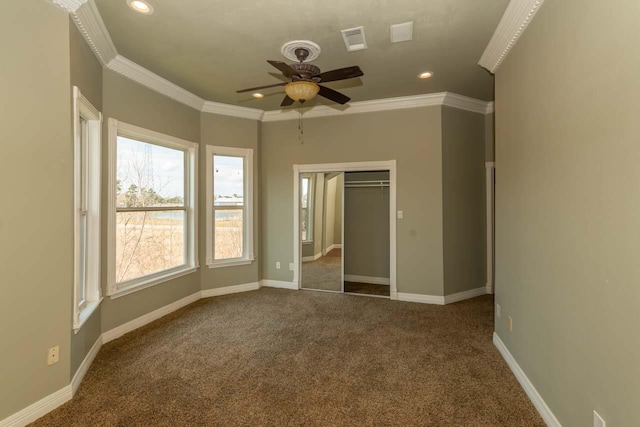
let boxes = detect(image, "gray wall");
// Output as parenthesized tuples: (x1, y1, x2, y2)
(344, 172, 390, 279)
(441, 107, 486, 295)
(0, 2, 72, 420)
(100, 69, 202, 332)
(495, 0, 640, 425)
(261, 107, 444, 295)
(69, 19, 103, 379)
(199, 113, 260, 288)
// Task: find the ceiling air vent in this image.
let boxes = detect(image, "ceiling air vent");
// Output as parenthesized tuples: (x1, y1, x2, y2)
(390, 22, 414, 43)
(341, 26, 368, 52)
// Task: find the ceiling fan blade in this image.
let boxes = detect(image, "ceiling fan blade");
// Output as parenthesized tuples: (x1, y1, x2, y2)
(315, 66, 363, 83)
(281, 95, 295, 107)
(236, 82, 287, 93)
(267, 60, 300, 79)
(318, 85, 351, 105)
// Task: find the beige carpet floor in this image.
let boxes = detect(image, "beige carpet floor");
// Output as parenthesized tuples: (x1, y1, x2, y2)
(31, 289, 544, 426)
(301, 254, 342, 292)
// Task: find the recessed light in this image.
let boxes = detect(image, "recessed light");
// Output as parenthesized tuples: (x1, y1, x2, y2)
(252, 93, 264, 99)
(419, 71, 433, 79)
(127, 0, 154, 14)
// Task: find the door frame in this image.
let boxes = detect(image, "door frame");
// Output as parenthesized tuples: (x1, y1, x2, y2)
(293, 160, 397, 299)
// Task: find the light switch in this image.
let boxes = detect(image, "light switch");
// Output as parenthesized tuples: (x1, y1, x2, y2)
(397, 210, 404, 219)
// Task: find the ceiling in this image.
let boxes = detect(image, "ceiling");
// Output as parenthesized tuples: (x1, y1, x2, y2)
(95, 0, 508, 111)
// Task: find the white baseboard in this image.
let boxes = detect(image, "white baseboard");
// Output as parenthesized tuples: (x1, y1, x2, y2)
(0, 385, 72, 427)
(326, 243, 342, 253)
(344, 274, 390, 286)
(302, 252, 322, 263)
(260, 280, 298, 290)
(71, 336, 103, 395)
(2, 281, 265, 426)
(102, 291, 201, 344)
(201, 282, 260, 298)
(396, 292, 445, 305)
(493, 333, 561, 427)
(486, 283, 494, 294)
(443, 286, 488, 304)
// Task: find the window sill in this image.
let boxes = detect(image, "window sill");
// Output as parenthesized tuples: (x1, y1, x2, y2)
(302, 240, 313, 244)
(108, 266, 198, 300)
(73, 298, 103, 334)
(207, 258, 254, 269)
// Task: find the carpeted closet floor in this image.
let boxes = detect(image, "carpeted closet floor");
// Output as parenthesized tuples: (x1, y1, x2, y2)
(31, 289, 543, 426)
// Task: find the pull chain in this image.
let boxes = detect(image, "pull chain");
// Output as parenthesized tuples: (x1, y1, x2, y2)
(298, 102, 304, 144)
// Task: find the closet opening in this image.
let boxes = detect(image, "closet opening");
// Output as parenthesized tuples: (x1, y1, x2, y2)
(293, 161, 397, 299)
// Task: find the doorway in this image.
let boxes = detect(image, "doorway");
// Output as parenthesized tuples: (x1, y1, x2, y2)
(293, 161, 397, 298)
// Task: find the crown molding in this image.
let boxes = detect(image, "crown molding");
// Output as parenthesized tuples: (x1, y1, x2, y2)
(442, 93, 494, 115)
(262, 93, 446, 122)
(70, 0, 117, 65)
(202, 101, 264, 121)
(51, 0, 87, 13)
(107, 55, 206, 111)
(64, 1, 493, 120)
(479, 0, 544, 73)
(261, 92, 493, 122)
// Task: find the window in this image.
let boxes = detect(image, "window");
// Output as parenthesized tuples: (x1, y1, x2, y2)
(107, 119, 198, 297)
(301, 174, 314, 242)
(206, 146, 254, 268)
(73, 87, 102, 331)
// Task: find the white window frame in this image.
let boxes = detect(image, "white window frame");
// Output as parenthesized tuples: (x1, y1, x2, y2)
(206, 145, 254, 268)
(73, 87, 102, 332)
(301, 174, 315, 243)
(107, 118, 198, 298)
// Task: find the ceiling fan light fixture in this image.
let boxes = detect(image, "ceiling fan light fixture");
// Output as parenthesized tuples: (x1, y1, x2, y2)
(128, 0, 154, 14)
(285, 81, 319, 103)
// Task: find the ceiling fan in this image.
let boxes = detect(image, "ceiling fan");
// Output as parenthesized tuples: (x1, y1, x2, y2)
(236, 47, 363, 107)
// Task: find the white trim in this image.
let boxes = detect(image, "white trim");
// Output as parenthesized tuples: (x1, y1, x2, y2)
(396, 292, 445, 305)
(71, 335, 102, 394)
(326, 243, 342, 252)
(486, 161, 495, 294)
(51, 0, 87, 12)
(0, 386, 72, 427)
(302, 252, 322, 263)
(207, 259, 254, 269)
(102, 291, 201, 343)
(260, 280, 298, 290)
(72, 86, 102, 332)
(202, 101, 263, 121)
(106, 119, 199, 297)
(205, 145, 255, 267)
(493, 333, 562, 426)
(293, 161, 397, 296)
(201, 282, 260, 298)
(108, 267, 198, 299)
(443, 286, 488, 304)
(107, 55, 205, 111)
(71, 0, 117, 65)
(63, 3, 495, 118)
(478, 0, 545, 73)
(344, 275, 390, 286)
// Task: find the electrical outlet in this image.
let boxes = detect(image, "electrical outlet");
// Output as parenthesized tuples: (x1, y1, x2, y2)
(289, 263, 294, 271)
(593, 411, 606, 427)
(496, 304, 501, 319)
(508, 316, 513, 332)
(397, 210, 404, 219)
(47, 346, 59, 366)
(276, 262, 280, 269)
